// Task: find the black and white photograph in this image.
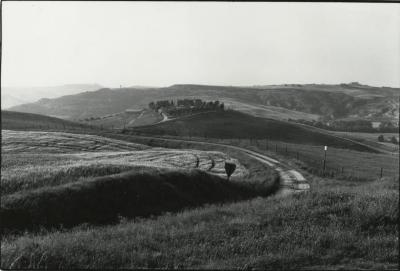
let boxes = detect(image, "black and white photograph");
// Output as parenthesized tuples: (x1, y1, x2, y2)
(1, 1, 399, 269)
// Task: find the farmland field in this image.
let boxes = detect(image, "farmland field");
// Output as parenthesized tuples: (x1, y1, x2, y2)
(1, 130, 248, 195)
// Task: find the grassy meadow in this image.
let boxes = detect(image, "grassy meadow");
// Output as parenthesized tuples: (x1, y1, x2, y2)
(1, 129, 278, 233)
(1, 174, 397, 269)
(2, 110, 93, 131)
(331, 131, 399, 153)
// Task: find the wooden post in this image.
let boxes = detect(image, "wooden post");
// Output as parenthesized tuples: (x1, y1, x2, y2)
(323, 146, 327, 174)
(285, 145, 288, 155)
(297, 151, 299, 160)
(380, 167, 383, 178)
(341, 167, 344, 174)
(266, 139, 268, 150)
(275, 144, 278, 152)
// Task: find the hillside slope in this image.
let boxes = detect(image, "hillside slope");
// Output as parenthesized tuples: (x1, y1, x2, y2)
(8, 83, 399, 123)
(1, 110, 93, 131)
(130, 110, 378, 153)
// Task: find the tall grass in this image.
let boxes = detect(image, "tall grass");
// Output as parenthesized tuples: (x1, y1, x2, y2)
(1, 177, 397, 269)
(1, 167, 279, 233)
(1, 163, 139, 195)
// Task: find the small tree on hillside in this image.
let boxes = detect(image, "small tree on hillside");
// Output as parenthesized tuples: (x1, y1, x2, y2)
(390, 136, 398, 144)
(224, 161, 236, 181)
(378, 135, 385, 142)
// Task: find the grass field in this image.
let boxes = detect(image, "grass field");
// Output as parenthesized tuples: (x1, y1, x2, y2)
(80, 109, 163, 129)
(2, 110, 93, 131)
(131, 110, 378, 153)
(1, 174, 397, 269)
(221, 98, 320, 121)
(2, 167, 279, 233)
(1, 130, 250, 195)
(331, 131, 399, 153)
(132, 134, 399, 181)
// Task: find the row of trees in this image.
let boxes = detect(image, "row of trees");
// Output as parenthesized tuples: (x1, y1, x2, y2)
(148, 99, 225, 117)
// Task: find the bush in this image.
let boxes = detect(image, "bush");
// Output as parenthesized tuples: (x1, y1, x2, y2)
(378, 135, 385, 142)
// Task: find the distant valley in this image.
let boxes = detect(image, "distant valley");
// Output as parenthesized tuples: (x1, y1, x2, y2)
(2, 84, 103, 109)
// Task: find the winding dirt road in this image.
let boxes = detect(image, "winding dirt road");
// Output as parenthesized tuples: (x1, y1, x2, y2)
(115, 133, 310, 196)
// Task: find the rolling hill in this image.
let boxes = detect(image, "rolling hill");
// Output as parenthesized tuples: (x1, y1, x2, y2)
(8, 83, 399, 124)
(130, 110, 378, 153)
(1, 110, 94, 131)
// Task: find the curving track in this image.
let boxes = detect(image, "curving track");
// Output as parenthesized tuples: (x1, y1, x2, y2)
(115, 134, 310, 195)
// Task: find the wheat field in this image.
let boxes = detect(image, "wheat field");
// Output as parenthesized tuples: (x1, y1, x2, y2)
(2, 130, 247, 195)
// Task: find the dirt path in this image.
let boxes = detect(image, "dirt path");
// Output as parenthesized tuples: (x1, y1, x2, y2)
(127, 110, 145, 126)
(115, 134, 310, 196)
(148, 111, 219, 126)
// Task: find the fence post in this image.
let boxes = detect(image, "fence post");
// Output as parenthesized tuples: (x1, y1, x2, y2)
(380, 167, 383, 178)
(266, 139, 268, 150)
(297, 151, 299, 160)
(285, 145, 288, 155)
(275, 144, 278, 153)
(341, 167, 344, 174)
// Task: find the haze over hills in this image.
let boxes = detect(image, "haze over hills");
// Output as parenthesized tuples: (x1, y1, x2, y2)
(1, 84, 103, 109)
(8, 82, 399, 125)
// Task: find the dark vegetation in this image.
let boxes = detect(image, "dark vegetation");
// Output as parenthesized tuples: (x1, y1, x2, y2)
(130, 110, 378, 153)
(1, 167, 279, 233)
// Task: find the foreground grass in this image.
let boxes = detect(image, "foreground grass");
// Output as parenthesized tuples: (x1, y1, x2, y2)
(1, 177, 397, 269)
(2, 167, 278, 233)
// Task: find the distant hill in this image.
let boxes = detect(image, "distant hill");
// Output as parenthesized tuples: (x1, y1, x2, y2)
(130, 110, 378, 153)
(2, 84, 103, 109)
(1, 110, 93, 131)
(7, 83, 399, 124)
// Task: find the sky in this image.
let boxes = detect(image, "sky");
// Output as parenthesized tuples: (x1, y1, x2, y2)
(2, 2, 400, 88)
